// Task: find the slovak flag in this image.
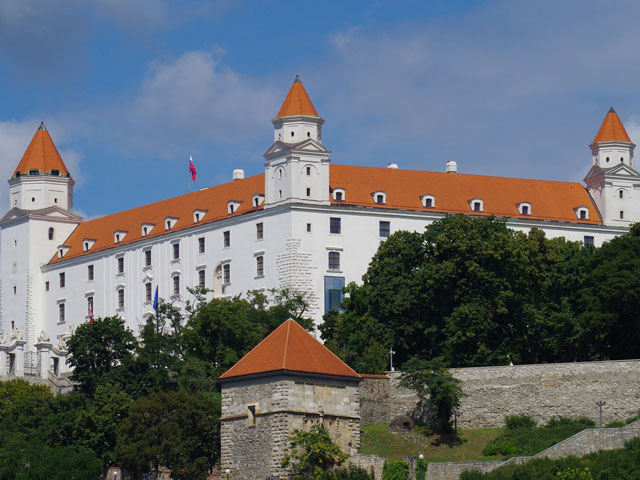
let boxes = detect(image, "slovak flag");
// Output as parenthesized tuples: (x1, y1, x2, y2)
(189, 155, 197, 182)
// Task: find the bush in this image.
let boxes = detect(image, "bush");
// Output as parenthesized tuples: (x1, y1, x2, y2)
(329, 466, 375, 480)
(382, 460, 408, 480)
(544, 416, 594, 428)
(504, 415, 536, 430)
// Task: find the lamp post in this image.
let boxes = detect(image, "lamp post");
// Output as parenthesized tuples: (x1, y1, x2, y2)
(417, 453, 424, 480)
(389, 347, 395, 372)
(596, 401, 606, 428)
(225, 468, 230, 480)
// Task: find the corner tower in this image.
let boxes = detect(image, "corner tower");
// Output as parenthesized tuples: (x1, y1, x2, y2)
(264, 76, 331, 207)
(585, 108, 640, 226)
(0, 124, 82, 353)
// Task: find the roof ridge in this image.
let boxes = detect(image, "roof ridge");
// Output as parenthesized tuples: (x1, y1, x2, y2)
(282, 319, 292, 369)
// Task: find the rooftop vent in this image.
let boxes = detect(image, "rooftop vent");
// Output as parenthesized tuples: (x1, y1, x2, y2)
(233, 169, 245, 180)
(446, 160, 458, 173)
(387, 163, 399, 169)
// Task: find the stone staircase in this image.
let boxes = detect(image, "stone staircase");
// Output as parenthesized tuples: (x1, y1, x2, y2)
(425, 419, 640, 480)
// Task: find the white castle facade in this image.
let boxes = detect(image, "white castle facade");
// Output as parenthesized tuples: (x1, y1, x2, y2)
(0, 78, 638, 380)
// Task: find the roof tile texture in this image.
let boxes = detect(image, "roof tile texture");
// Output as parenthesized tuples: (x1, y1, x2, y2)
(13, 125, 71, 177)
(276, 78, 319, 118)
(219, 319, 360, 379)
(593, 108, 631, 143)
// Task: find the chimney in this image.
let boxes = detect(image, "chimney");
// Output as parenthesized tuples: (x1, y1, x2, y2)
(445, 160, 457, 173)
(233, 168, 245, 180)
(387, 163, 399, 169)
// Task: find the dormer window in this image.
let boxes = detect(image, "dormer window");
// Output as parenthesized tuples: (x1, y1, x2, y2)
(332, 188, 346, 201)
(165, 217, 178, 230)
(373, 191, 387, 205)
(83, 239, 96, 252)
(193, 209, 207, 223)
(29, 169, 39, 175)
(50, 169, 59, 176)
(575, 207, 589, 220)
(470, 198, 484, 212)
(57, 246, 70, 258)
(421, 195, 435, 208)
(141, 223, 155, 237)
(517, 202, 531, 215)
(228, 200, 241, 214)
(252, 194, 265, 207)
(114, 230, 127, 244)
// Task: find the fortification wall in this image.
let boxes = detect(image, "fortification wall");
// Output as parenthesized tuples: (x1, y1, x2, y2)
(360, 359, 640, 429)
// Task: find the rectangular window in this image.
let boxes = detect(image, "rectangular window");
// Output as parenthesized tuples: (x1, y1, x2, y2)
(59, 303, 65, 323)
(256, 255, 264, 277)
(173, 243, 180, 260)
(307, 223, 312, 233)
(117, 257, 124, 274)
(306, 187, 311, 197)
(145, 249, 152, 267)
(379, 221, 390, 238)
(328, 251, 340, 271)
(198, 237, 205, 254)
(45, 281, 50, 292)
(118, 288, 125, 309)
(584, 236, 595, 246)
(330, 217, 341, 234)
(173, 275, 180, 296)
(256, 223, 263, 240)
(620, 210, 625, 219)
(248, 405, 256, 427)
(473, 202, 481, 212)
(88, 264, 94, 281)
(223, 230, 230, 248)
(87, 296, 93, 316)
(223, 263, 231, 284)
(145, 282, 152, 302)
(324, 276, 345, 313)
(59, 272, 65, 288)
(198, 269, 206, 288)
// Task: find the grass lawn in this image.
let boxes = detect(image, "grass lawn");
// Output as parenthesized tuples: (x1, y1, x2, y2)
(359, 424, 507, 463)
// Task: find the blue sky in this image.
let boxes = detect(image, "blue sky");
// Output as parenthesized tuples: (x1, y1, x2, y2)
(1, 0, 640, 218)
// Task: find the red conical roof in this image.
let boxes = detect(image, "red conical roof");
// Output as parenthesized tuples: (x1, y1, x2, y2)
(593, 107, 631, 143)
(275, 76, 319, 118)
(13, 123, 71, 178)
(219, 319, 360, 380)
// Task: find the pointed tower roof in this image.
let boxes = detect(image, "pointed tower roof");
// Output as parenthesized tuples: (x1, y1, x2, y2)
(218, 319, 360, 381)
(12, 123, 71, 178)
(275, 76, 320, 118)
(593, 107, 631, 143)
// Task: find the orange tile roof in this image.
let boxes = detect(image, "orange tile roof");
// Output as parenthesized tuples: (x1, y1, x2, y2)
(329, 164, 601, 224)
(275, 76, 319, 118)
(48, 164, 600, 265)
(219, 319, 360, 380)
(13, 123, 71, 178)
(592, 107, 631, 143)
(48, 174, 265, 264)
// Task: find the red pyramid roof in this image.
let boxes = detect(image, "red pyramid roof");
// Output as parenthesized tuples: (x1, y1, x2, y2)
(219, 319, 360, 380)
(275, 76, 319, 118)
(13, 123, 71, 178)
(593, 108, 631, 143)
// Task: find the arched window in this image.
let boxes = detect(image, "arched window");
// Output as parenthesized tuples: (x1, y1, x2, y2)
(48, 227, 54, 240)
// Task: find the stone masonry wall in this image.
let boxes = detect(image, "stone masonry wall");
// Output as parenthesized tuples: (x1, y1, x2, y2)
(359, 376, 390, 426)
(372, 359, 640, 429)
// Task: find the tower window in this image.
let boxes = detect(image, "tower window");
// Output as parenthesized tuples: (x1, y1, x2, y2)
(619, 190, 624, 199)
(223, 264, 231, 284)
(173, 275, 180, 296)
(29, 169, 39, 175)
(118, 288, 125, 309)
(88, 265, 94, 281)
(330, 217, 341, 234)
(59, 303, 65, 323)
(198, 269, 206, 288)
(307, 223, 311, 233)
(223, 230, 230, 248)
(621, 157, 624, 163)
(328, 251, 341, 271)
(291, 131, 294, 137)
(256, 255, 264, 277)
(198, 237, 205, 254)
(306, 188, 311, 197)
(145, 282, 152, 302)
(87, 296, 94, 316)
(307, 132, 311, 137)
(306, 167, 311, 175)
(620, 210, 625, 219)
(606, 157, 610, 163)
(117, 257, 124, 274)
(379, 221, 390, 238)
(279, 190, 283, 199)
(48, 228, 54, 240)
(32, 197, 35, 202)
(173, 243, 180, 260)
(59, 272, 65, 288)
(145, 249, 152, 267)
(256, 223, 263, 240)
(50, 169, 59, 176)
(45, 281, 49, 291)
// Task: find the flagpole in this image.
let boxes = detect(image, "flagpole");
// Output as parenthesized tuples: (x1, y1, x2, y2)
(188, 152, 191, 194)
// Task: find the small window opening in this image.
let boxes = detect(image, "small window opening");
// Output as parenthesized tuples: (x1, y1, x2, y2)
(619, 190, 624, 199)
(306, 166, 311, 175)
(145, 250, 152, 267)
(279, 190, 283, 199)
(248, 405, 256, 426)
(45, 281, 49, 291)
(606, 157, 610, 163)
(307, 223, 311, 232)
(50, 169, 59, 176)
(620, 210, 625, 219)
(29, 169, 39, 175)
(307, 131, 311, 137)
(31, 197, 35, 202)
(54, 198, 57, 203)
(291, 131, 294, 137)
(306, 188, 311, 197)
(621, 157, 624, 163)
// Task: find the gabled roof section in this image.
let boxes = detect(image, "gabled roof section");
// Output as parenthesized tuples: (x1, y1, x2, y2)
(219, 320, 360, 380)
(329, 165, 602, 224)
(275, 76, 319, 119)
(13, 123, 71, 178)
(48, 173, 265, 264)
(593, 107, 631, 143)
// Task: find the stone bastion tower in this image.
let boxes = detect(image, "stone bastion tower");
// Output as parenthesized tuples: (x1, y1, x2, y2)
(218, 319, 362, 479)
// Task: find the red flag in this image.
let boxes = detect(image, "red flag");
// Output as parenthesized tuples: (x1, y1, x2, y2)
(189, 155, 197, 182)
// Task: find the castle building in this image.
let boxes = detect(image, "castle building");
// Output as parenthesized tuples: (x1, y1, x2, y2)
(218, 319, 362, 479)
(0, 77, 637, 379)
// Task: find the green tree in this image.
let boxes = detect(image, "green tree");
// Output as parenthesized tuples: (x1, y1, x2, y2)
(399, 358, 465, 434)
(65, 316, 137, 397)
(116, 390, 220, 479)
(281, 425, 348, 479)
